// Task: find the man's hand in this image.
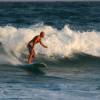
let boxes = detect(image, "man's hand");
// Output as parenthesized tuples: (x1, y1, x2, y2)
(44, 45, 48, 48)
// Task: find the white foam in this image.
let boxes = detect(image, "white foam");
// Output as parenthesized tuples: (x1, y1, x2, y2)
(0, 24, 100, 64)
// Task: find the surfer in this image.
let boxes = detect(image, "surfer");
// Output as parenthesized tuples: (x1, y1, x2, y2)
(27, 31, 48, 64)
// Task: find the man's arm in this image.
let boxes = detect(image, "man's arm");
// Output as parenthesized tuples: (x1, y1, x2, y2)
(40, 40, 47, 48)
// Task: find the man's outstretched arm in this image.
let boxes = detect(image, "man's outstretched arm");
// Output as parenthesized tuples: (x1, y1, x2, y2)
(40, 40, 48, 48)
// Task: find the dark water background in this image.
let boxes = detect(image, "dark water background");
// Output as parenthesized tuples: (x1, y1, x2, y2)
(0, 1, 100, 31)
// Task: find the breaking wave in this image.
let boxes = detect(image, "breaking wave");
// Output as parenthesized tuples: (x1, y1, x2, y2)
(0, 24, 100, 64)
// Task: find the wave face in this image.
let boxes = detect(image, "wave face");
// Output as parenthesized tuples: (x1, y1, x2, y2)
(0, 24, 100, 64)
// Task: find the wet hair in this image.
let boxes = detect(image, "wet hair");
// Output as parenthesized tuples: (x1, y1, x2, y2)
(40, 31, 45, 37)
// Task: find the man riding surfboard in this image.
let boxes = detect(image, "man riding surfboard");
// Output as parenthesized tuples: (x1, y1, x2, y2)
(27, 31, 48, 64)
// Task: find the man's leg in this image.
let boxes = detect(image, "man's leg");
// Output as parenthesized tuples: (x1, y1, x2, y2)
(27, 44, 32, 64)
(28, 49, 35, 64)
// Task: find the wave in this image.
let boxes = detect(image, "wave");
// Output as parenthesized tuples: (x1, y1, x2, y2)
(57, 53, 100, 66)
(0, 53, 99, 79)
(35, 53, 100, 68)
(0, 24, 100, 64)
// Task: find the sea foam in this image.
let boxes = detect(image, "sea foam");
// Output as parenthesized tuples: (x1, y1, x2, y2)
(0, 24, 100, 64)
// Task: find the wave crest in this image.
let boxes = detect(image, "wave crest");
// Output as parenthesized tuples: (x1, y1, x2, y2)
(0, 24, 100, 64)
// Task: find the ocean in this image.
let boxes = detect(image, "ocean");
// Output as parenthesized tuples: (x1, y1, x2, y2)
(0, 1, 100, 100)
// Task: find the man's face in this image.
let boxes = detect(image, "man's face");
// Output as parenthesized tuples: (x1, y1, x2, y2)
(40, 32, 45, 38)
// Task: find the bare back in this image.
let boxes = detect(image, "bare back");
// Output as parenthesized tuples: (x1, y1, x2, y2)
(30, 35, 41, 46)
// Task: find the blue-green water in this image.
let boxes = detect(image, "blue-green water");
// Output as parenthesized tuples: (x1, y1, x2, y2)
(0, 1, 100, 100)
(0, 1, 100, 31)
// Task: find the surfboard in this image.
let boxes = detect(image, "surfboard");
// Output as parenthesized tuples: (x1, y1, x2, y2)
(20, 62, 47, 75)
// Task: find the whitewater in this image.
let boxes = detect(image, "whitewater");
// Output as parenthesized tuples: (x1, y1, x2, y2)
(0, 24, 100, 64)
